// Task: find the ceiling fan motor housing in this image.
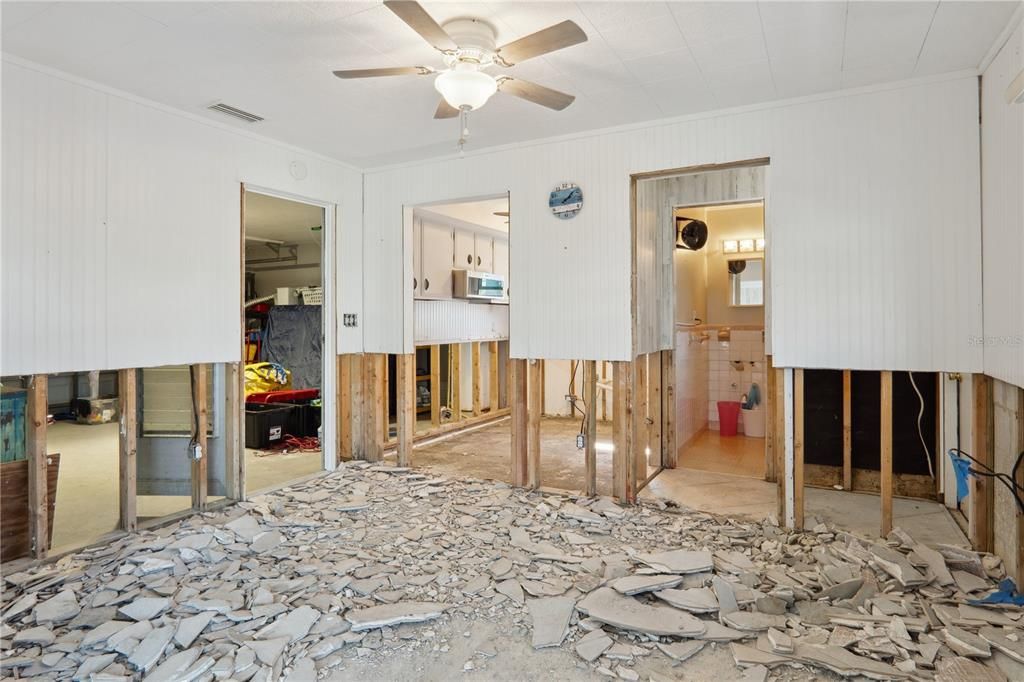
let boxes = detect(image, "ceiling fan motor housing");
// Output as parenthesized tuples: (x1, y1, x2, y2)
(442, 18, 498, 66)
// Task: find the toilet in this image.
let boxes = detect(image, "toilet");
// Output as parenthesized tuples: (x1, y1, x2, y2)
(741, 405, 766, 437)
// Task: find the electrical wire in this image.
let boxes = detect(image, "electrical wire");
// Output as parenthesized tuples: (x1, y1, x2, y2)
(908, 371, 935, 479)
(568, 361, 587, 436)
(187, 366, 199, 456)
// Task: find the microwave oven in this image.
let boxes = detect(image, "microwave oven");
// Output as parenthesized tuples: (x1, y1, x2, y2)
(453, 270, 505, 300)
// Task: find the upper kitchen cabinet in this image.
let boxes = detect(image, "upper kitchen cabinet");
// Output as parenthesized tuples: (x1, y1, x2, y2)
(419, 218, 455, 299)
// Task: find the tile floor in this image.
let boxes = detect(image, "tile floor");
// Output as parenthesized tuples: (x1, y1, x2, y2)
(677, 429, 765, 478)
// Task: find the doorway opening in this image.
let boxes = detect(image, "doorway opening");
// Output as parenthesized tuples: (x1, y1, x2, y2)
(242, 190, 332, 492)
(674, 201, 767, 479)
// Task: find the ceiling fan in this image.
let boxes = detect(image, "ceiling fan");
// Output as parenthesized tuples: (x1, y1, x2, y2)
(333, 1, 587, 140)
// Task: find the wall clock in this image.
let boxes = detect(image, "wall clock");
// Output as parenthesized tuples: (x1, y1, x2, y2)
(549, 182, 583, 220)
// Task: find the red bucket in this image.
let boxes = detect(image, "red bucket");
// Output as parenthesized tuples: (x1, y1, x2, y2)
(717, 401, 741, 437)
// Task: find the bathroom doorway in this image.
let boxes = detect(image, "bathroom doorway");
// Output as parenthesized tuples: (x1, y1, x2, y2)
(675, 200, 767, 478)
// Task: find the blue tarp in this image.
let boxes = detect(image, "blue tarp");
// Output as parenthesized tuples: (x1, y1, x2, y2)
(261, 305, 322, 390)
(949, 452, 973, 505)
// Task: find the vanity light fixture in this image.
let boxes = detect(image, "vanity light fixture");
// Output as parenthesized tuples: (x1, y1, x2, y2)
(756, 238, 765, 252)
(722, 239, 739, 254)
(738, 238, 755, 253)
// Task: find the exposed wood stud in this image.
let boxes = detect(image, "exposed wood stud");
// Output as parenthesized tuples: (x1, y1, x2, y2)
(191, 364, 209, 511)
(764, 357, 776, 482)
(662, 349, 676, 469)
(509, 358, 528, 487)
(774, 367, 786, 520)
(842, 369, 853, 491)
(970, 373, 994, 552)
(450, 344, 462, 421)
(783, 368, 795, 528)
(382, 355, 391, 443)
(584, 360, 597, 496)
(633, 354, 648, 486)
(488, 341, 499, 412)
(612, 360, 635, 504)
(601, 361, 608, 421)
(396, 354, 414, 467)
(339, 355, 353, 462)
(118, 368, 138, 533)
(362, 355, 382, 462)
(650, 352, 663, 472)
(527, 359, 542, 489)
(880, 370, 894, 537)
(540, 360, 547, 415)
(350, 355, 365, 460)
(472, 342, 482, 417)
(1015, 385, 1024, 587)
(794, 368, 805, 531)
(430, 346, 441, 427)
(27, 374, 48, 559)
(225, 362, 244, 500)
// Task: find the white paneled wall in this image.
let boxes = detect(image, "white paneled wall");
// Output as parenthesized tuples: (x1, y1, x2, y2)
(365, 75, 983, 371)
(1, 59, 363, 375)
(981, 20, 1024, 389)
(414, 300, 509, 346)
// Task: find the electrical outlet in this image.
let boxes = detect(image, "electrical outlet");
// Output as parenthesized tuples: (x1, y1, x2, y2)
(343, 313, 359, 328)
(576, 434, 585, 450)
(190, 443, 203, 461)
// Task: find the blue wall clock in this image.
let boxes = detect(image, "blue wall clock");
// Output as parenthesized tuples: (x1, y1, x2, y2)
(549, 183, 583, 220)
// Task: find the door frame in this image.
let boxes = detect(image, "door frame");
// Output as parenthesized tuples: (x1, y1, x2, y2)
(241, 183, 339, 477)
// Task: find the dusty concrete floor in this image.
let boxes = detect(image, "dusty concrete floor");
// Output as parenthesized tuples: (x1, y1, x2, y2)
(412, 417, 616, 496)
(645, 467, 968, 546)
(45, 422, 322, 554)
(678, 429, 765, 478)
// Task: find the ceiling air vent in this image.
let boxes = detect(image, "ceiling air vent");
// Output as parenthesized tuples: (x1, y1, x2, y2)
(207, 102, 264, 123)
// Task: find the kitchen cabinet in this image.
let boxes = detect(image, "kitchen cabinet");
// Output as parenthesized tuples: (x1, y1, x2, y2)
(418, 219, 455, 299)
(474, 233, 493, 272)
(454, 229, 475, 269)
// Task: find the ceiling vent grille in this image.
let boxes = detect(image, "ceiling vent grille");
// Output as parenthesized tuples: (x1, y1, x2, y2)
(207, 102, 264, 123)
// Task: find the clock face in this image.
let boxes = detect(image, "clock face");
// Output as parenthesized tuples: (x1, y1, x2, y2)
(549, 183, 583, 220)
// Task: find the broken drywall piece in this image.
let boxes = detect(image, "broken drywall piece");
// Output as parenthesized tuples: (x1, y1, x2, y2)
(654, 587, 718, 613)
(635, 549, 713, 574)
(529, 597, 575, 649)
(711, 576, 739, 615)
(575, 629, 613, 662)
(345, 602, 447, 632)
(657, 640, 705, 662)
(576, 587, 705, 637)
(611, 574, 684, 596)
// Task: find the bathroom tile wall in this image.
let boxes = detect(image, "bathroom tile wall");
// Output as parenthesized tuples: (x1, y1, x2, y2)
(709, 329, 766, 434)
(675, 329, 709, 447)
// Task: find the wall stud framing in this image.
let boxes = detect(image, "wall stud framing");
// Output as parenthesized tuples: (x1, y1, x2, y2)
(793, 368, 805, 531)
(509, 358, 528, 488)
(362, 355, 383, 462)
(527, 359, 542, 489)
(27, 375, 48, 559)
(633, 354, 648, 486)
(226, 362, 244, 499)
(118, 368, 138, 533)
(650, 352, 663, 470)
(472, 342, 482, 417)
(339, 355, 353, 462)
(430, 346, 441, 427)
(191, 364, 208, 511)
(880, 370, 894, 537)
(488, 341, 499, 412)
(842, 369, 853, 491)
(970, 373, 994, 552)
(783, 368, 795, 527)
(450, 344, 462, 421)
(584, 360, 598, 496)
(613, 361, 635, 503)
(661, 349, 676, 469)
(601, 361, 608, 421)
(382, 355, 391, 443)
(774, 366, 786, 519)
(396, 354, 415, 467)
(764, 357, 776, 482)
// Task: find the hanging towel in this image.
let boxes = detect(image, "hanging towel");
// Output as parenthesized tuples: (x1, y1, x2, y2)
(743, 383, 761, 410)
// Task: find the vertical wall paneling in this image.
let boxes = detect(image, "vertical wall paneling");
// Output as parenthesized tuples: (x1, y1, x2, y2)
(981, 21, 1024, 389)
(364, 76, 982, 371)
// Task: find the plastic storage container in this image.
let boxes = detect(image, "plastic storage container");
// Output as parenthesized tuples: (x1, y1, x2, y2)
(1, 388, 27, 462)
(245, 403, 295, 448)
(741, 406, 766, 437)
(717, 401, 741, 437)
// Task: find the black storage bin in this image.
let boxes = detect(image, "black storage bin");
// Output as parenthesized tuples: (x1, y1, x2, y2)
(274, 399, 322, 438)
(245, 403, 295, 448)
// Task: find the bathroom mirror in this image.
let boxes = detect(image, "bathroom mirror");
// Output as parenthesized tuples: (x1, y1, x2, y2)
(727, 257, 764, 306)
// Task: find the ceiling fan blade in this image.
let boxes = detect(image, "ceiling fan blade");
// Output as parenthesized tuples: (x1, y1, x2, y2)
(434, 98, 460, 119)
(496, 20, 587, 65)
(383, 1, 457, 52)
(498, 77, 576, 111)
(333, 66, 433, 79)
(493, 211, 510, 217)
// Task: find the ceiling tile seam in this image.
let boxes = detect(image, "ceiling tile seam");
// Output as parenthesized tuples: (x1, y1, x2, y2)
(839, 0, 851, 73)
(662, 2, 721, 113)
(755, 2, 778, 98)
(977, 1, 1024, 72)
(912, 2, 943, 75)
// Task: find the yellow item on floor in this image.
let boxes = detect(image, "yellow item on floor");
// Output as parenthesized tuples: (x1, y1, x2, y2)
(244, 362, 292, 396)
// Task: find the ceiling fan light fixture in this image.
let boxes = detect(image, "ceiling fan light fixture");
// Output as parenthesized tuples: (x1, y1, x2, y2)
(434, 66, 497, 111)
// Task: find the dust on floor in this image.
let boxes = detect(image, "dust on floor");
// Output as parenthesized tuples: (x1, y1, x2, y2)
(1, 463, 1020, 681)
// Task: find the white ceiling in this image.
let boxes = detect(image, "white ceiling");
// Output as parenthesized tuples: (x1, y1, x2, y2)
(425, 195, 510, 231)
(3, 1, 1019, 167)
(245, 191, 324, 245)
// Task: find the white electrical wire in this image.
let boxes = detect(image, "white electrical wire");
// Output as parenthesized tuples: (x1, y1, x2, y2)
(908, 372, 935, 479)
